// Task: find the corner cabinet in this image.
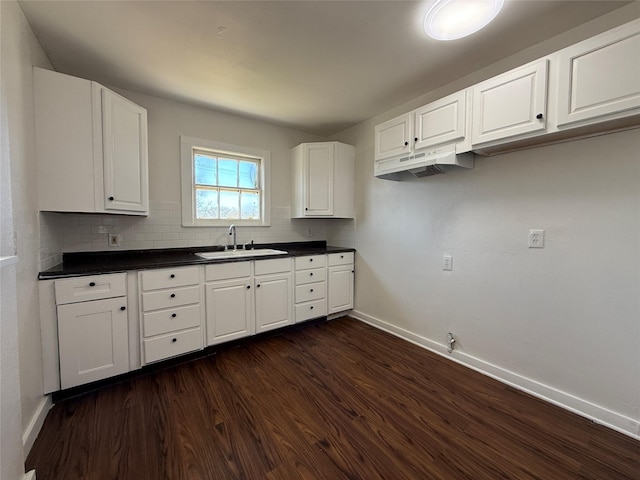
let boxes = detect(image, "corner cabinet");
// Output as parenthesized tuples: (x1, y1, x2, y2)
(34, 67, 149, 215)
(291, 142, 355, 218)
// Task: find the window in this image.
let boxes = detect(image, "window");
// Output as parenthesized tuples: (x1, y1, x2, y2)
(181, 136, 271, 227)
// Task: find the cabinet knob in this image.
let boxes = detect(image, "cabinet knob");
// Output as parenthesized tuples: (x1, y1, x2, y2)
(170, 293, 176, 298)
(89, 282, 96, 287)
(257, 284, 261, 288)
(170, 274, 175, 279)
(310, 289, 314, 292)
(305, 207, 308, 211)
(414, 137, 418, 142)
(171, 313, 177, 318)
(120, 306, 126, 311)
(536, 113, 544, 119)
(310, 272, 314, 276)
(246, 285, 251, 289)
(309, 258, 313, 262)
(172, 338, 177, 343)
(108, 196, 114, 201)
(310, 306, 314, 310)
(341, 255, 344, 258)
(404, 141, 409, 146)
(352, 270, 355, 273)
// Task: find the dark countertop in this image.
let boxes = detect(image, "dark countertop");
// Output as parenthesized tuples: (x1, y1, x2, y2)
(39, 241, 355, 279)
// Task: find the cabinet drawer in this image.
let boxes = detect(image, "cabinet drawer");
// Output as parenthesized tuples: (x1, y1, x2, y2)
(295, 267, 326, 285)
(205, 262, 252, 282)
(143, 304, 201, 338)
(143, 327, 202, 364)
(140, 266, 200, 291)
(295, 299, 327, 323)
(142, 285, 200, 311)
(295, 282, 326, 303)
(55, 273, 126, 305)
(254, 257, 292, 275)
(295, 255, 326, 270)
(328, 252, 354, 266)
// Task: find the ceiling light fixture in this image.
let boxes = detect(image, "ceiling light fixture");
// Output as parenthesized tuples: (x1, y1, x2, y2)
(424, 0, 505, 41)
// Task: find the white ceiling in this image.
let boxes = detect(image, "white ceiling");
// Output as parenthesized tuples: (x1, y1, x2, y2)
(19, 0, 633, 136)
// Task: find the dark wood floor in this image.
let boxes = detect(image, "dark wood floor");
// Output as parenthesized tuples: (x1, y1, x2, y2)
(27, 317, 639, 480)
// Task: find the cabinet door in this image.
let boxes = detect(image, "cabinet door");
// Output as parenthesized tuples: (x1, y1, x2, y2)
(374, 113, 413, 160)
(557, 21, 640, 127)
(102, 88, 149, 213)
(206, 278, 254, 346)
(304, 143, 334, 216)
(414, 90, 467, 150)
(57, 297, 129, 389)
(255, 273, 293, 333)
(328, 265, 354, 314)
(472, 60, 548, 145)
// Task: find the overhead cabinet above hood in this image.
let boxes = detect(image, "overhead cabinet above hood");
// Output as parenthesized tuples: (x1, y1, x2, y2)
(374, 146, 474, 180)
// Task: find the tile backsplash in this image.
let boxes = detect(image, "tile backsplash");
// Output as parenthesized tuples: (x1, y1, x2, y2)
(39, 201, 355, 269)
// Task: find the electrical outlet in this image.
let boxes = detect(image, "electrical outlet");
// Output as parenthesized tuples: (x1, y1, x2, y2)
(443, 255, 453, 271)
(528, 229, 545, 248)
(306, 228, 313, 237)
(108, 234, 122, 247)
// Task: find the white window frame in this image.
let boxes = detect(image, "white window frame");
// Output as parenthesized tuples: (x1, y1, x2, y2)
(180, 135, 271, 227)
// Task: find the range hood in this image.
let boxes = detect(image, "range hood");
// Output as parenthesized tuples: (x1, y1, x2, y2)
(374, 146, 474, 180)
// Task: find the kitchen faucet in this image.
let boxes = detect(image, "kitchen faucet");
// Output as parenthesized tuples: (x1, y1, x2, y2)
(228, 224, 237, 250)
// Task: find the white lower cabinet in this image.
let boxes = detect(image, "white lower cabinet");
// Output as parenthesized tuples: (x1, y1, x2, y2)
(206, 258, 293, 344)
(139, 265, 203, 365)
(55, 273, 130, 389)
(254, 258, 293, 333)
(294, 255, 328, 322)
(328, 253, 355, 314)
(205, 261, 254, 345)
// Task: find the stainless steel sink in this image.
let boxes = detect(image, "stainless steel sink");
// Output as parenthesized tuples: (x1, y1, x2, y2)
(196, 248, 288, 260)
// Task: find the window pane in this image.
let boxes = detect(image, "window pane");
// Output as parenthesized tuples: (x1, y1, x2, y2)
(218, 159, 238, 188)
(240, 191, 259, 219)
(220, 190, 239, 219)
(194, 154, 217, 186)
(195, 189, 219, 219)
(238, 161, 258, 189)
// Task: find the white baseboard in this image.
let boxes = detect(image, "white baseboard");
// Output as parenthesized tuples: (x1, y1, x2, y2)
(351, 310, 640, 440)
(22, 395, 52, 457)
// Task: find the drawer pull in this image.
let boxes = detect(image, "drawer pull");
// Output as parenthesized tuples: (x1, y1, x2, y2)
(246, 285, 251, 289)
(170, 293, 176, 298)
(170, 274, 175, 279)
(310, 272, 314, 276)
(257, 284, 261, 288)
(310, 288, 314, 292)
(341, 255, 344, 258)
(120, 306, 126, 311)
(172, 338, 177, 343)
(310, 258, 313, 262)
(171, 313, 177, 318)
(89, 282, 96, 287)
(310, 306, 314, 310)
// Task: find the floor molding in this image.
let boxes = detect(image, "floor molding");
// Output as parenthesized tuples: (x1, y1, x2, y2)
(22, 395, 52, 457)
(350, 309, 640, 440)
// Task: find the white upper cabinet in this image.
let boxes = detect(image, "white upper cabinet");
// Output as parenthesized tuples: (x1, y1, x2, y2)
(374, 113, 413, 160)
(291, 141, 355, 218)
(375, 90, 470, 162)
(34, 67, 149, 215)
(101, 88, 149, 213)
(556, 19, 640, 128)
(414, 90, 468, 151)
(471, 60, 548, 146)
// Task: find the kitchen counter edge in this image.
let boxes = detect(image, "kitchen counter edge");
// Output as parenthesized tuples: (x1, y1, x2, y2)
(39, 242, 355, 280)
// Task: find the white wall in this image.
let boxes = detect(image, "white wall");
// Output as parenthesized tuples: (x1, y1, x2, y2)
(39, 89, 347, 259)
(1, 0, 53, 465)
(335, 7, 640, 437)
